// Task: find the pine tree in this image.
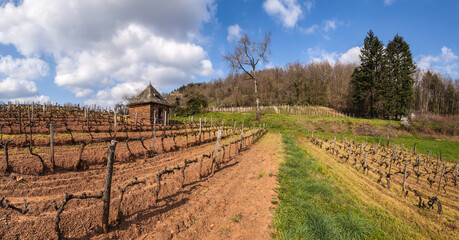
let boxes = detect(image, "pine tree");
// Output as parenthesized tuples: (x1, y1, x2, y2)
(385, 34, 416, 119)
(351, 30, 386, 118)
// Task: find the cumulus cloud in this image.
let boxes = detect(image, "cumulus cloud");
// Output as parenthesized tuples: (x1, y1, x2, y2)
(227, 24, 242, 42)
(339, 47, 361, 65)
(307, 46, 361, 65)
(0, 54, 48, 100)
(0, 78, 38, 98)
(0, 55, 48, 79)
(418, 46, 459, 77)
(263, 0, 302, 28)
(0, 0, 218, 106)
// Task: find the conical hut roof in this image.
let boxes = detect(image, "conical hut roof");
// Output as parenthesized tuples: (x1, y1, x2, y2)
(127, 83, 171, 107)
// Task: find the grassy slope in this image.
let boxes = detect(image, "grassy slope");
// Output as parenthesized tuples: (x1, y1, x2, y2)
(177, 113, 459, 163)
(273, 134, 425, 240)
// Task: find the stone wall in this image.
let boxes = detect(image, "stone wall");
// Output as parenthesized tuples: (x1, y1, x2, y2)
(129, 103, 170, 124)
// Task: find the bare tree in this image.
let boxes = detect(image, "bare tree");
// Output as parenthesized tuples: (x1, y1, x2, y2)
(224, 32, 271, 120)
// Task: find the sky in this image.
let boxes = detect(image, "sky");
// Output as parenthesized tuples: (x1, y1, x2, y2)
(0, 0, 458, 106)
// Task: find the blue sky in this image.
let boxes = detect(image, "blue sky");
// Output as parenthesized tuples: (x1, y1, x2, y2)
(0, 0, 458, 106)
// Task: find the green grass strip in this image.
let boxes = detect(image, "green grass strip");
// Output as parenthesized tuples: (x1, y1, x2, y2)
(273, 133, 386, 239)
(273, 133, 426, 240)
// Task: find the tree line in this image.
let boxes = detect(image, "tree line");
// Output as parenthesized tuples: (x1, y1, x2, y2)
(167, 31, 459, 119)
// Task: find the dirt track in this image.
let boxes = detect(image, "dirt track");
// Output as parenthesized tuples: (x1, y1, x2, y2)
(0, 131, 280, 239)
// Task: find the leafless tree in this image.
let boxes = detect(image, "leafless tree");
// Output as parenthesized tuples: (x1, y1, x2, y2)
(224, 32, 271, 120)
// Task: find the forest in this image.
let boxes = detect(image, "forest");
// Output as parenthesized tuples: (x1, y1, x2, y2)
(167, 31, 459, 119)
(167, 63, 459, 117)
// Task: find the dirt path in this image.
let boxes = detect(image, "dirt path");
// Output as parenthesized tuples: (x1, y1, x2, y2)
(130, 132, 282, 240)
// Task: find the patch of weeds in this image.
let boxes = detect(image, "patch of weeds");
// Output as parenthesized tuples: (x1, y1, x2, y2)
(230, 213, 243, 223)
(258, 172, 265, 179)
(271, 200, 278, 205)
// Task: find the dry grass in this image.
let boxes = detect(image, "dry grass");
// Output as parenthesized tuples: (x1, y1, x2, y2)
(299, 137, 458, 240)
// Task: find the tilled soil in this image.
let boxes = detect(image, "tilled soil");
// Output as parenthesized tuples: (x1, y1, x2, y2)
(0, 131, 280, 239)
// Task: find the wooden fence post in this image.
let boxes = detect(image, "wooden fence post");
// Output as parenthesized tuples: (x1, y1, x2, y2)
(50, 122, 55, 172)
(102, 140, 117, 233)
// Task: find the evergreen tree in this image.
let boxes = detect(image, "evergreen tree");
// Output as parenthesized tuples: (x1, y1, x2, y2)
(386, 34, 416, 119)
(350, 30, 386, 118)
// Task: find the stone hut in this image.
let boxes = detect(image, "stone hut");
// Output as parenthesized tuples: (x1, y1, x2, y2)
(127, 83, 171, 124)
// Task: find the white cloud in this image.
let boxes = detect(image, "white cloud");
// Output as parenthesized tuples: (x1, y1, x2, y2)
(0, 0, 219, 106)
(384, 0, 396, 6)
(0, 78, 38, 98)
(307, 48, 339, 64)
(301, 24, 319, 34)
(324, 20, 337, 32)
(307, 46, 361, 65)
(417, 46, 459, 77)
(339, 47, 361, 65)
(263, 0, 302, 28)
(0, 55, 48, 79)
(0, 54, 49, 100)
(227, 24, 242, 42)
(441, 46, 458, 63)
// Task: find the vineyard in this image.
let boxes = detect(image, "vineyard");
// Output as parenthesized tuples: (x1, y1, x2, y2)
(208, 105, 349, 117)
(0, 104, 268, 239)
(305, 132, 458, 238)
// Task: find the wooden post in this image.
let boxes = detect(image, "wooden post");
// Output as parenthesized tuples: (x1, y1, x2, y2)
(199, 118, 202, 143)
(438, 161, 446, 191)
(434, 154, 440, 178)
(402, 163, 408, 193)
(19, 107, 22, 134)
(102, 140, 117, 233)
(114, 110, 117, 136)
(211, 130, 222, 175)
(153, 118, 156, 152)
(50, 122, 55, 171)
(164, 111, 167, 127)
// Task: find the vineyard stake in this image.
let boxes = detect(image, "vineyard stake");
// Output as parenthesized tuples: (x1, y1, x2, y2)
(402, 163, 408, 194)
(199, 118, 202, 143)
(102, 140, 117, 233)
(438, 161, 446, 192)
(211, 130, 222, 176)
(50, 122, 55, 172)
(153, 118, 156, 152)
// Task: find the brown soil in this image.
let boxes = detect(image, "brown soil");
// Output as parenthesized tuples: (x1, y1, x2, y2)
(0, 131, 280, 239)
